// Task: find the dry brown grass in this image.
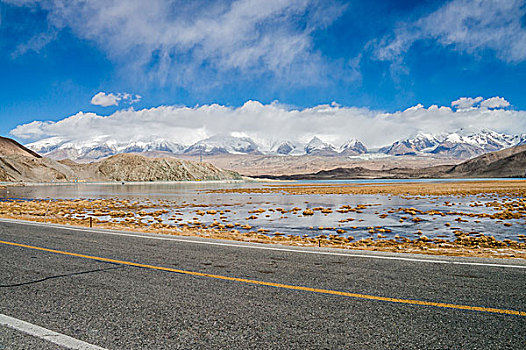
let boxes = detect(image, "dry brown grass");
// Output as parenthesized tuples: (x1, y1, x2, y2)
(209, 180, 526, 196)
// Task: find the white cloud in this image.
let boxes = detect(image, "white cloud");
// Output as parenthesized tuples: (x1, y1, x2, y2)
(451, 96, 510, 110)
(479, 96, 510, 109)
(375, 0, 526, 63)
(10, 0, 346, 86)
(10, 97, 526, 148)
(91, 92, 120, 107)
(451, 96, 483, 110)
(90, 92, 142, 107)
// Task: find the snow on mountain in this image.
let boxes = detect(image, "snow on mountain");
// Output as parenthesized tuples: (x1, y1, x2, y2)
(27, 137, 115, 160)
(268, 140, 304, 155)
(339, 138, 367, 156)
(184, 136, 260, 155)
(380, 129, 523, 158)
(431, 129, 518, 158)
(304, 137, 338, 156)
(379, 133, 441, 156)
(26, 136, 68, 154)
(274, 141, 295, 155)
(119, 140, 185, 154)
(515, 134, 526, 145)
(23, 129, 524, 162)
(27, 136, 186, 161)
(442, 129, 516, 150)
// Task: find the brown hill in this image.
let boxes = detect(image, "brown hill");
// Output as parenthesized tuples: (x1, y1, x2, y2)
(0, 155, 75, 182)
(0, 136, 42, 158)
(73, 154, 243, 182)
(0, 136, 75, 182)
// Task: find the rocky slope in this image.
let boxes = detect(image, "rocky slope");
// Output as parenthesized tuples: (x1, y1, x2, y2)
(0, 136, 42, 158)
(0, 137, 76, 182)
(0, 155, 75, 182)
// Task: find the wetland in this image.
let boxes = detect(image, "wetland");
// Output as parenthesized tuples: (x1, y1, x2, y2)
(1, 179, 525, 259)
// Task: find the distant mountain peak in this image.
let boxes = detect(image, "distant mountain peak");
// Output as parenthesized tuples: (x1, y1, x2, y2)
(305, 137, 338, 156)
(379, 133, 440, 156)
(339, 138, 367, 155)
(184, 135, 260, 155)
(306, 136, 324, 146)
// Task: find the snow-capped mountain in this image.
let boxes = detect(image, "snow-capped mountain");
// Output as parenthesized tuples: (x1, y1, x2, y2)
(120, 140, 185, 154)
(339, 138, 367, 156)
(430, 129, 519, 158)
(184, 136, 260, 155)
(27, 137, 113, 161)
(304, 137, 338, 156)
(274, 141, 295, 155)
(26, 136, 68, 154)
(269, 140, 304, 155)
(381, 129, 523, 158)
(379, 133, 441, 156)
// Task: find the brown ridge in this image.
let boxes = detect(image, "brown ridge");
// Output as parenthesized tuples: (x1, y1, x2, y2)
(0, 136, 42, 158)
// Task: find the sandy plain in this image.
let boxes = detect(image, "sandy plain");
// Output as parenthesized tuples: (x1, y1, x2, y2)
(176, 154, 460, 176)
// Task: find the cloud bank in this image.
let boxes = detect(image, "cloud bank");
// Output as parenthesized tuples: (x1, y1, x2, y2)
(375, 0, 526, 63)
(91, 92, 142, 107)
(10, 97, 525, 148)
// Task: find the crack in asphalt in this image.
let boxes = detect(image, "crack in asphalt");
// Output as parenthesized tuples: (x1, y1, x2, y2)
(0, 265, 124, 288)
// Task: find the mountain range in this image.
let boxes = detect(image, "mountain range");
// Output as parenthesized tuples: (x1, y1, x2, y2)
(380, 129, 525, 158)
(2, 133, 524, 182)
(0, 138, 242, 183)
(260, 144, 526, 180)
(25, 129, 526, 162)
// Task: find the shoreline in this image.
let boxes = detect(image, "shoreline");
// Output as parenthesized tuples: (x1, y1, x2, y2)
(1, 177, 524, 188)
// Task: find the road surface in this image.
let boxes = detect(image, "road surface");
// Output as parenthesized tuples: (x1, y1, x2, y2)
(0, 218, 525, 349)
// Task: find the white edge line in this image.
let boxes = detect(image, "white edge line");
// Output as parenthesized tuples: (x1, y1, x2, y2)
(0, 313, 108, 350)
(0, 217, 525, 269)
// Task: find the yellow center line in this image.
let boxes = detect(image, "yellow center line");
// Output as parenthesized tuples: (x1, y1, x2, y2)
(1, 239, 524, 317)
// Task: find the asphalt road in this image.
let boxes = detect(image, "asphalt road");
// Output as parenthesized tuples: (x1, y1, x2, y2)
(0, 219, 525, 349)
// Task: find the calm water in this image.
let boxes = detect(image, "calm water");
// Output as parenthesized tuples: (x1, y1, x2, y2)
(2, 179, 524, 241)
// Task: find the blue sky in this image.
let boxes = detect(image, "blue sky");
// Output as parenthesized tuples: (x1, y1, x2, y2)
(1, 0, 526, 145)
